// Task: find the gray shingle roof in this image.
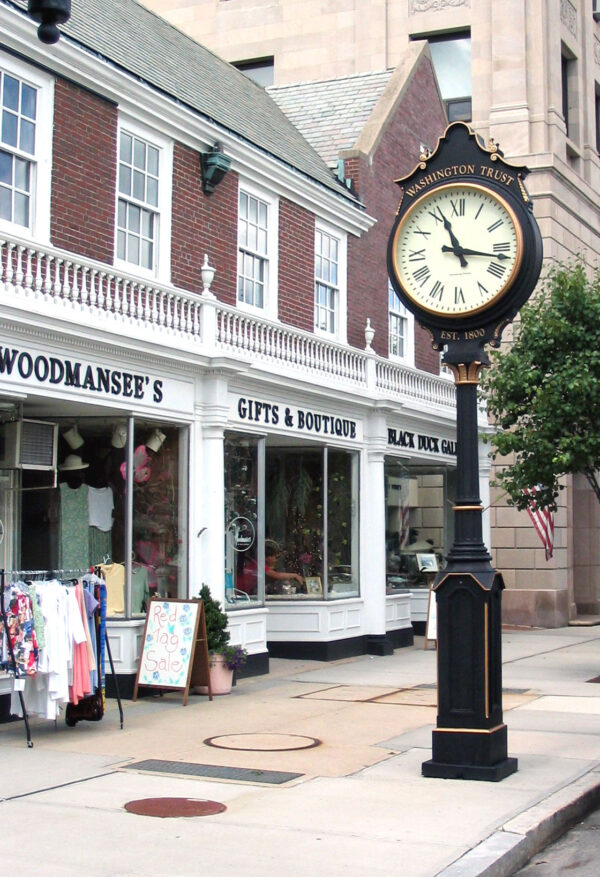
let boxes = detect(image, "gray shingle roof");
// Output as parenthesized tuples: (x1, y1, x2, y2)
(5, 0, 357, 203)
(268, 70, 395, 168)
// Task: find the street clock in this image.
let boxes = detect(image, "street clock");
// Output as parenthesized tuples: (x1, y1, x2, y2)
(387, 122, 542, 347)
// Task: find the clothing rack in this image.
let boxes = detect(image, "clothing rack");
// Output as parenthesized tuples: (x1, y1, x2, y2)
(92, 564, 123, 730)
(0, 567, 124, 745)
(0, 569, 33, 746)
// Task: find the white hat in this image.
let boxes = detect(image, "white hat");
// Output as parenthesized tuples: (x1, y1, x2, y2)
(63, 424, 84, 450)
(146, 428, 166, 453)
(111, 422, 127, 449)
(59, 454, 89, 471)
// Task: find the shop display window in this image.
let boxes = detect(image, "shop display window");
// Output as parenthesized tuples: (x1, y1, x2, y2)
(385, 458, 450, 593)
(264, 446, 359, 601)
(9, 415, 188, 619)
(131, 424, 187, 613)
(224, 433, 264, 607)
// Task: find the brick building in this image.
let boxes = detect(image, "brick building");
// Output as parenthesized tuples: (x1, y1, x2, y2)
(0, 0, 470, 704)
(142, 0, 600, 628)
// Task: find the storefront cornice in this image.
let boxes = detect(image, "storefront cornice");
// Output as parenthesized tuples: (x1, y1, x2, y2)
(0, 315, 205, 377)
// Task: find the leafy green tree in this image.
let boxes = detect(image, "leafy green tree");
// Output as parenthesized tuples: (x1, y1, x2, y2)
(481, 261, 600, 512)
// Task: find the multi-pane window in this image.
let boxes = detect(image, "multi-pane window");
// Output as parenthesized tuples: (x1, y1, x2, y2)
(425, 34, 472, 122)
(389, 283, 408, 358)
(315, 229, 339, 334)
(238, 190, 269, 308)
(0, 69, 37, 228)
(117, 130, 160, 271)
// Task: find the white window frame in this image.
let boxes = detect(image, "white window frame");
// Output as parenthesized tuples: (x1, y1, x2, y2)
(0, 52, 53, 243)
(388, 280, 414, 366)
(237, 178, 278, 319)
(115, 115, 172, 282)
(314, 221, 347, 343)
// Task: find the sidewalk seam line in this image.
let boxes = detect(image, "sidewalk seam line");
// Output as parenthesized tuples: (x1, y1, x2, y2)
(0, 770, 118, 803)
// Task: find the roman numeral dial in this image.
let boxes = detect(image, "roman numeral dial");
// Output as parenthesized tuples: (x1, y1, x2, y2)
(390, 182, 523, 318)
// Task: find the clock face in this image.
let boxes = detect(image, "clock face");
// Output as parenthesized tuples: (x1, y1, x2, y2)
(390, 182, 523, 318)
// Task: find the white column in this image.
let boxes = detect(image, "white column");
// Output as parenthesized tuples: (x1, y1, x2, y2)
(192, 372, 229, 604)
(361, 410, 388, 643)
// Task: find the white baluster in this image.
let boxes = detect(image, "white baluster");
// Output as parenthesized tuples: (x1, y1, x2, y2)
(42, 254, 52, 298)
(113, 277, 123, 317)
(24, 248, 33, 294)
(144, 285, 152, 323)
(194, 301, 201, 338)
(128, 280, 135, 320)
(157, 289, 165, 327)
(53, 258, 62, 298)
(0, 240, 5, 292)
(33, 250, 43, 298)
(88, 269, 97, 308)
(62, 262, 71, 303)
(97, 272, 106, 310)
(15, 245, 25, 293)
(6, 242, 15, 291)
(71, 263, 80, 305)
(80, 266, 89, 308)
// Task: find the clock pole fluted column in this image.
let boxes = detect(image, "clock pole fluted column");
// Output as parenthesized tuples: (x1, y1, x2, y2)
(444, 355, 491, 571)
(422, 340, 518, 782)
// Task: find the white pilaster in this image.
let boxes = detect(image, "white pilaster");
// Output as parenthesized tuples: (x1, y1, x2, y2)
(361, 409, 388, 637)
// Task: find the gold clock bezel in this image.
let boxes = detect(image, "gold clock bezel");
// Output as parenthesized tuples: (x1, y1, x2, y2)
(390, 182, 525, 319)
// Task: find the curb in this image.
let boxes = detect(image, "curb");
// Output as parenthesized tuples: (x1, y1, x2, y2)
(436, 765, 600, 876)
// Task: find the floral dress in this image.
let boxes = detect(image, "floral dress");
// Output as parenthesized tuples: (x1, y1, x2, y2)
(1, 584, 38, 677)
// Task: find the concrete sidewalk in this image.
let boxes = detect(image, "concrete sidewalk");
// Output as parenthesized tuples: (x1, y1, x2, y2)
(1, 626, 600, 876)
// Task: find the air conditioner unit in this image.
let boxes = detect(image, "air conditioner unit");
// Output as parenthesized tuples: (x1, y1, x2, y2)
(0, 419, 58, 470)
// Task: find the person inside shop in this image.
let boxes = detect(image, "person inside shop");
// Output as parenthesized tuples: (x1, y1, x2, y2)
(265, 539, 303, 594)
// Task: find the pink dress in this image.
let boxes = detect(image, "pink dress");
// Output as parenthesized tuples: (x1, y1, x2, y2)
(69, 584, 92, 705)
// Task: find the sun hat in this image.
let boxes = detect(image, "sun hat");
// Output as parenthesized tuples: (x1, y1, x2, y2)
(59, 454, 89, 471)
(111, 422, 127, 448)
(146, 428, 166, 453)
(63, 424, 84, 450)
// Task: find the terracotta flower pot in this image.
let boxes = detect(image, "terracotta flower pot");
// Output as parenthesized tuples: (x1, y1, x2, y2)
(195, 653, 233, 696)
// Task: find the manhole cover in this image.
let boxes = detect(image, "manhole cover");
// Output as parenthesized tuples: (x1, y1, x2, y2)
(204, 733, 321, 752)
(124, 797, 226, 818)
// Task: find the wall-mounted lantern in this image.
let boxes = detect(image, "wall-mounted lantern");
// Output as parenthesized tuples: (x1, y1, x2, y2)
(201, 142, 232, 194)
(28, 0, 71, 44)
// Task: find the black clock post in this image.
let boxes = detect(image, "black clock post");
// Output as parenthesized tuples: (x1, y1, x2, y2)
(387, 123, 543, 781)
(422, 339, 516, 781)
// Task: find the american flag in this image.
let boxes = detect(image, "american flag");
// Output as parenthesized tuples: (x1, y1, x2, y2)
(522, 486, 554, 560)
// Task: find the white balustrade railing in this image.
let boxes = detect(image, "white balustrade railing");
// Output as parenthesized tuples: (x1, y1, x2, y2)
(376, 358, 456, 408)
(0, 234, 456, 411)
(216, 307, 367, 384)
(0, 237, 203, 339)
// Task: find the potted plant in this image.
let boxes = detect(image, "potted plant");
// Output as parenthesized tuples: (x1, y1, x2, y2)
(197, 585, 247, 695)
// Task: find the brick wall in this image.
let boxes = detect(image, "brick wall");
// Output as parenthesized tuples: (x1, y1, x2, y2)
(346, 54, 447, 373)
(171, 143, 238, 302)
(51, 79, 116, 263)
(278, 198, 314, 330)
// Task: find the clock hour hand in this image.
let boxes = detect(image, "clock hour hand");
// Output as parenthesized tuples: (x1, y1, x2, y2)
(438, 209, 468, 268)
(442, 246, 510, 260)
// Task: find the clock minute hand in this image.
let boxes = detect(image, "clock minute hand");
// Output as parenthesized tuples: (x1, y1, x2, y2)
(438, 209, 468, 268)
(442, 246, 510, 260)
